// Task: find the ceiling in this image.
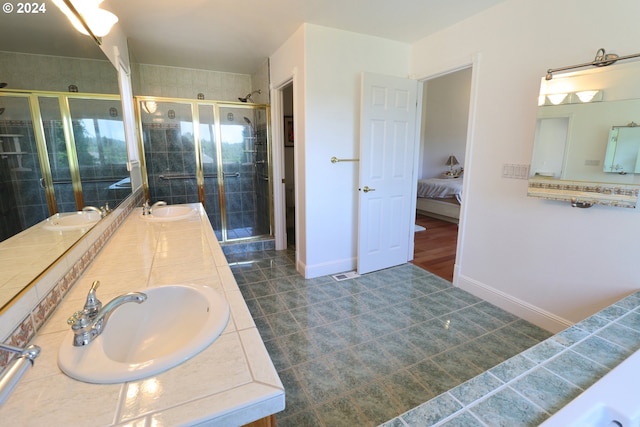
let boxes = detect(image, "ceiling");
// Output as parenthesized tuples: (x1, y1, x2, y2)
(1, 0, 508, 75)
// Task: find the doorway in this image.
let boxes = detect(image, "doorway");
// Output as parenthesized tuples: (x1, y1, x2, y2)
(282, 84, 295, 248)
(415, 67, 472, 279)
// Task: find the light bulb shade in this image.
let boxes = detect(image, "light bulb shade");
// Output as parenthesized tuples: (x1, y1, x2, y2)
(547, 93, 568, 105)
(574, 90, 603, 103)
(141, 101, 158, 114)
(53, 0, 118, 37)
(445, 155, 459, 167)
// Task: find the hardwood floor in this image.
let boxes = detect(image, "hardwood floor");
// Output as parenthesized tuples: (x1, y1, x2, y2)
(412, 214, 458, 282)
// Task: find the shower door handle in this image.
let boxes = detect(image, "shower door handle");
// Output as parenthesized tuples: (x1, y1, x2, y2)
(360, 186, 375, 193)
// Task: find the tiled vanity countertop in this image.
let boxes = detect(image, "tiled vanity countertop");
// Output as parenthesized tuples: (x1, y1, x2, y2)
(0, 204, 284, 426)
(382, 291, 640, 426)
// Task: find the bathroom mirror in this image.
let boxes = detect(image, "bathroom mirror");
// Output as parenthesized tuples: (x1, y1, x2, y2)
(528, 59, 640, 207)
(0, 8, 129, 311)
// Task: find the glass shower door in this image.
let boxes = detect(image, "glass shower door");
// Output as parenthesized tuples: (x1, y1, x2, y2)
(198, 104, 222, 239)
(140, 101, 199, 206)
(39, 96, 75, 214)
(137, 98, 272, 243)
(0, 95, 47, 240)
(218, 105, 270, 239)
(67, 98, 129, 210)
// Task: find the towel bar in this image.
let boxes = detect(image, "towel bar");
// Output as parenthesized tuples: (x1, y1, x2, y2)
(331, 156, 360, 164)
(159, 172, 240, 180)
(0, 343, 41, 405)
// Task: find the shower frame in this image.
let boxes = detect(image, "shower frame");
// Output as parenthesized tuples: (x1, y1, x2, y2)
(0, 89, 125, 217)
(134, 96, 274, 243)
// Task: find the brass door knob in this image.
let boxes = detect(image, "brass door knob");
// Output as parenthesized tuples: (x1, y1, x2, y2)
(362, 186, 375, 193)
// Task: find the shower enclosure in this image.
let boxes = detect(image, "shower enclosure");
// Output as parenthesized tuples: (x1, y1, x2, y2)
(136, 97, 272, 243)
(0, 91, 129, 241)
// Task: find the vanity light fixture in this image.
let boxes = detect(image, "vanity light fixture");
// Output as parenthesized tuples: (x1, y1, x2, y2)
(53, 0, 118, 41)
(542, 90, 603, 106)
(546, 48, 640, 80)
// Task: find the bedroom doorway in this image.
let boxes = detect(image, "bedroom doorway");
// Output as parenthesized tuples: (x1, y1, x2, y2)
(415, 66, 472, 280)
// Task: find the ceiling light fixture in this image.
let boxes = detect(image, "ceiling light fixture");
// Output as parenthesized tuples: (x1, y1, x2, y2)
(53, 0, 118, 41)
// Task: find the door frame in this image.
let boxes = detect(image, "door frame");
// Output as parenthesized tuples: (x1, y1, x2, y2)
(271, 74, 298, 254)
(415, 54, 480, 285)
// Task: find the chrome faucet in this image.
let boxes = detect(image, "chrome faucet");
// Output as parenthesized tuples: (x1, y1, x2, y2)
(150, 200, 167, 214)
(67, 281, 147, 346)
(142, 200, 151, 215)
(82, 205, 104, 217)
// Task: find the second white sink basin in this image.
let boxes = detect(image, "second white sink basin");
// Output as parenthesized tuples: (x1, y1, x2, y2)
(141, 205, 195, 221)
(58, 284, 230, 384)
(43, 211, 101, 231)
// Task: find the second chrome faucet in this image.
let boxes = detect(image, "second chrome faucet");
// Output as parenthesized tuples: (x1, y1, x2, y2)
(142, 200, 167, 215)
(67, 281, 147, 346)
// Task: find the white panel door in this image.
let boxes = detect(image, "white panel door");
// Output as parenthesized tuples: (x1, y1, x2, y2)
(357, 73, 418, 274)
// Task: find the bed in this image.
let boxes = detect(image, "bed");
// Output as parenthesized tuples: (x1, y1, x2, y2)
(416, 177, 462, 223)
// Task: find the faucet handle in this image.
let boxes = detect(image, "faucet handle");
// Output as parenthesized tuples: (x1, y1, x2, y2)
(67, 311, 88, 327)
(84, 280, 102, 315)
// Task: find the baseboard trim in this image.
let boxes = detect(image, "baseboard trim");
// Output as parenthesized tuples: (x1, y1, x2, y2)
(301, 257, 356, 279)
(455, 272, 573, 333)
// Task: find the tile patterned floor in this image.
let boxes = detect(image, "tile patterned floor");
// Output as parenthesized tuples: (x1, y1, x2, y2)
(228, 249, 552, 427)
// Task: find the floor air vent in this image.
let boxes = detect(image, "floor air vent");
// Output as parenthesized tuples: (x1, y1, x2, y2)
(332, 271, 360, 281)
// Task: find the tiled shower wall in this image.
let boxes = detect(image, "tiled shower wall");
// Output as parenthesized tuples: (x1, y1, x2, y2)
(131, 63, 253, 102)
(142, 123, 200, 207)
(141, 122, 266, 240)
(0, 51, 119, 94)
(254, 120, 271, 236)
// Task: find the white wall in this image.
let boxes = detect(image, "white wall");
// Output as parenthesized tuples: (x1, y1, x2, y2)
(271, 24, 411, 277)
(411, 0, 640, 331)
(421, 68, 471, 178)
(270, 25, 307, 268)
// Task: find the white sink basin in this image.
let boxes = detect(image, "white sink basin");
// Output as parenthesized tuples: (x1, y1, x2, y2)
(58, 284, 229, 384)
(141, 205, 195, 221)
(43, 211, 101, 231)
